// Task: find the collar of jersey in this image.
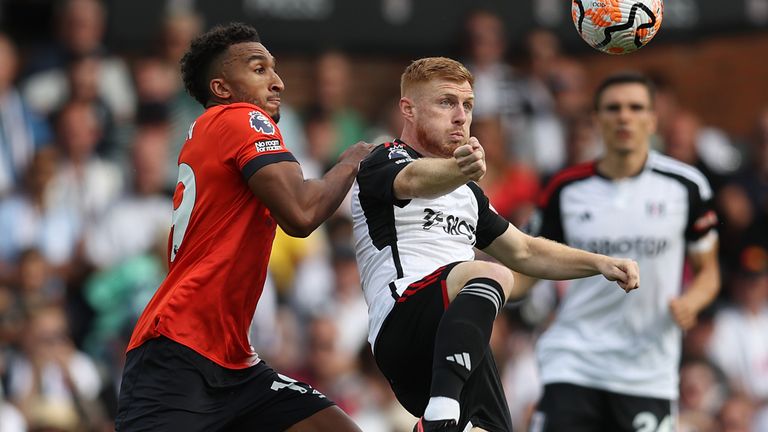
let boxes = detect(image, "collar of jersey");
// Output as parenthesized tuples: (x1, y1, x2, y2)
(594, 150, 655, 181)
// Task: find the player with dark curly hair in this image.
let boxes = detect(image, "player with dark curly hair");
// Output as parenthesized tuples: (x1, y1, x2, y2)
(115, 22, 370, 431)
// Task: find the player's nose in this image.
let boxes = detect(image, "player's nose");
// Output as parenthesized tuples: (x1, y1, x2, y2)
(271, 72, 285, 93)
(453, 106, 467, 125)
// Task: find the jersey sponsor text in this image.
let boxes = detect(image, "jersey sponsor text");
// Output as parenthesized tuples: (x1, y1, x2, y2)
(571, 236, 669, 257)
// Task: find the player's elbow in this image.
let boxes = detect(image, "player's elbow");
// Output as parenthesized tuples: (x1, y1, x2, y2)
(509, 234, 538, 264)
(414, 189, 445, 200)
(275, 213, 318, 238)
(280, 220, 316, 238)
(393, 177, 416, 200)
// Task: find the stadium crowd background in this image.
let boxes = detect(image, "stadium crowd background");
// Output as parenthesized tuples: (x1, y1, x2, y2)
(0, 0, 766, 431)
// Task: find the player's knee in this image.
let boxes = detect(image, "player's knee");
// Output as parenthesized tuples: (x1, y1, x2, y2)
(462, 261, 514, 301)
(489, 264, 514, 302)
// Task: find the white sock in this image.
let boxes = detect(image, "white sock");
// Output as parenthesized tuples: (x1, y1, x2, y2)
(423, 396, 460, 423)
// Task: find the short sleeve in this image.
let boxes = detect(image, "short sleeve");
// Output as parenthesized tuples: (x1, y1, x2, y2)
(536, 187, 565, 243)
(685, 177, 718, 244)
(534, 163, 595, 243)
(356, 143, 415, 208)
(216, 105, 297, 180)
(468, 183, 510, 249)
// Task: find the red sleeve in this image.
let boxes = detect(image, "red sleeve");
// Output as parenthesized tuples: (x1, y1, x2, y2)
(216, 105, 297, 179)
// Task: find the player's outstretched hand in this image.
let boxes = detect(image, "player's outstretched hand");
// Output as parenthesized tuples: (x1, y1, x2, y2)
(339, 141, 374, 168)
(453, 137, 486, 181)
(598, 257, 640, 293)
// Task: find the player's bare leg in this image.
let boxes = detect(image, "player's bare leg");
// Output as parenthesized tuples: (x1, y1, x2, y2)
(445, 261, 514, 301)
(284, 406, 362, 432)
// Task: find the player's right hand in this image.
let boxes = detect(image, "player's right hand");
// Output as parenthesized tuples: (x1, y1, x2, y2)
(669, 297, 697, 330)
(339, 141, 374, 169)
(454, 137, 486, 181)
(598, 257, 640, 293)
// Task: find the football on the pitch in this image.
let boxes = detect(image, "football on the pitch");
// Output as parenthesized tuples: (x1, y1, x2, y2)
(572, 0, 663, 55)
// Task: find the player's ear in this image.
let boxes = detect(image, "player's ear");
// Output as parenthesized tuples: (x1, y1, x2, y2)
(210, 78, 231, 101)
(400, 97, 415, 119)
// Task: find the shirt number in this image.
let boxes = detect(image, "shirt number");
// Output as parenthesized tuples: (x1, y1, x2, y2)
(171, 163, 196, 262)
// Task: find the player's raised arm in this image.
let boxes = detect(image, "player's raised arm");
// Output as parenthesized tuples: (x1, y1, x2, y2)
(248, 141, 372, 238)
(482, 223, 640, 299)
(393, 138, 485, 200)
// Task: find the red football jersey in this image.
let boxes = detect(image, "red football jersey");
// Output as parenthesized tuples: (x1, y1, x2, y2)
(127, 103, 296, 369)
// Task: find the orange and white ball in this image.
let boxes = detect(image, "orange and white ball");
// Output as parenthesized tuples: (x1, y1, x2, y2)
(572, 0, 664, 54)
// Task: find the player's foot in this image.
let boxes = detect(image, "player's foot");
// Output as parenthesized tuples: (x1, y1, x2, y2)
(412, 417, 459, 432)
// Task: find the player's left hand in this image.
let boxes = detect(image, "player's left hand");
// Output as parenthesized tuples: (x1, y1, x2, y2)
(598, 257, 640, 293)
(669, 297, 697, 330)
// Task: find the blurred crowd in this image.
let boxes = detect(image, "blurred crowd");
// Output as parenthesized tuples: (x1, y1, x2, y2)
(0, 2, 766, 432)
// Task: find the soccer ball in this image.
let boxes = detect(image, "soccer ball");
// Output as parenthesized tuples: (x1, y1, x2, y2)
(572, 0, 664, 55)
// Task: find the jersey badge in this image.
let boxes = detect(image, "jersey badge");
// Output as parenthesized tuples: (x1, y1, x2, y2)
(388, 146, 412, 161)
(249, 110, 276, 135)
(646, 201, 666, 217)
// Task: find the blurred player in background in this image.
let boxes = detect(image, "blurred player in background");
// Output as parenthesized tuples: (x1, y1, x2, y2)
(115, 23, 370, 431)
(526, 72, 721, 431)
(351, 57, 640, 432)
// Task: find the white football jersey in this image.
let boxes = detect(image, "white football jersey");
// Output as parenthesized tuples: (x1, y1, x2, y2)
(351, 140, 509, 350)
(534, 150, 718, 399)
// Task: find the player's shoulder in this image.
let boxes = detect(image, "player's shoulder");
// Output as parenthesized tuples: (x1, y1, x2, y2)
(647, 151, 712, 197)
(216, 102, 270, 116)
(539, 161, 598, 207)
(362, 139, 418, 168)
(210, 103, 279, 136)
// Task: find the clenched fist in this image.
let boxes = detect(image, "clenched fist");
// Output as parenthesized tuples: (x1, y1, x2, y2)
(453, 137, 486, 181)
(598, 257, 640, 293)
